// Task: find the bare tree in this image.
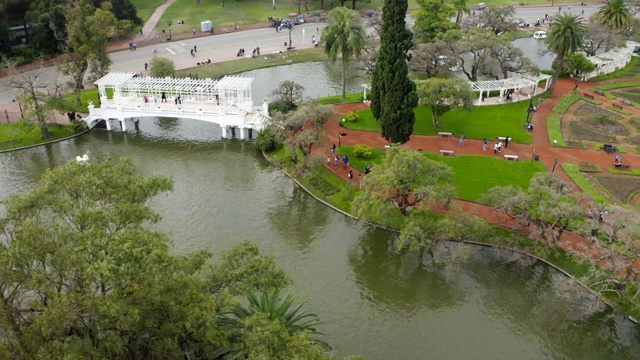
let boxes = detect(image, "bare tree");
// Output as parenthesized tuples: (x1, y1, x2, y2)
(2, 58, 52, 139)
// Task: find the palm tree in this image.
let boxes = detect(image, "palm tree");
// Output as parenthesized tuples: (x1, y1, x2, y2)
(597, 0, 632, 51)
(452, 0, 470, 24)
(322, 7, 367, 99)
(545, 13, 587, 94)
(222, 291, 328, 357)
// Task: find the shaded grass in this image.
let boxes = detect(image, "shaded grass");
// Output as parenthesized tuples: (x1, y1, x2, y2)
(561, 163, 609, 204)
(0, 123, 77, 151)
(175, 49, 327, 78)
(347, 101, 534, 144)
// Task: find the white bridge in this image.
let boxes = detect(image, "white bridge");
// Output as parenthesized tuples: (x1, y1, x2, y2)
(84, 72, 270, 139)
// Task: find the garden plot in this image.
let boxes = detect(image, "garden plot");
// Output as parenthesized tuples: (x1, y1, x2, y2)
(581, 116, 630, 135)
(593, 175, 640, 204)
(569, 121, 618, 143)
(574, 103, 622, 118)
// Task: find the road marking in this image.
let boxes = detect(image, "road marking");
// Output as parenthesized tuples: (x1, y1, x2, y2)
(179, 42, 186, 46)
(166, 47, 176, 54)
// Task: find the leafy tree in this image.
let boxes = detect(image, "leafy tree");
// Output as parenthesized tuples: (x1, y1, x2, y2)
(581, 18, 610, 57)
(222, 291, 327, 358)
(464, 5, 517, 35)
(371, 0, 418, 144)
(58, 0, 131, 103)
(26, 0, 68, 57)
(100, 0, 143, 26)
(271, 80, 304, 113)
(416, 78, 473, 128)
(270, 101, 335, 164)
(256, 125, 284, 153)
(544, 13, 587, 94)
(597, 0, 632, 51)
(353, 147, 454, 218)
(150, 56, 175, 77)
(0, 158, 295, 358)
(480, 172, 587, 245)
(562, 53, 596, 77)
(413, 0, 458, 43)
(452, 0, 470, 24)
(323, 7, 366, 99)
(439, 28, 496, 82)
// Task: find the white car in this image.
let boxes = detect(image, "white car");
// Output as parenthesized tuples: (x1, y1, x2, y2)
(533, 31, 547, 40)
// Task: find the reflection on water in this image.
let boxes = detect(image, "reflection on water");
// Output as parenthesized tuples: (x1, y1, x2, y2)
(0, 119, 639, 359)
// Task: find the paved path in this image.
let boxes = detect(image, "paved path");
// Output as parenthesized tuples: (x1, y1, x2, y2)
(134, 0, 179, 43)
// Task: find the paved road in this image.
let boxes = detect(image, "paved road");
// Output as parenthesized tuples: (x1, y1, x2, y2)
(0, 5, 604, 103)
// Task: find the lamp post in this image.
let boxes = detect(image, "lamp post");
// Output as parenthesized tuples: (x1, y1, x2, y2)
(525, 97, 534, 124)
(553, 158, 558, 172)
(168, 20, 173, 40)
(288, 22, 293, 46)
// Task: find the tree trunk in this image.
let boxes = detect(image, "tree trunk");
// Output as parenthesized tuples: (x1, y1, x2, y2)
(432, 112, 440, 128)
(352, 0, 356, 10)
(342, 58, 347, 99)
(549, 52, 564, 94)
(29, 82, 51, 139)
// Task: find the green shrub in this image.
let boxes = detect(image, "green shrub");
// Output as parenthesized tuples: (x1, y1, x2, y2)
(353, 144, 373, 159)
(70, 119, 88, 133)
(345, 110, 359, 122)
(256, 125, 282, 153)
(268, 100, 295, 115)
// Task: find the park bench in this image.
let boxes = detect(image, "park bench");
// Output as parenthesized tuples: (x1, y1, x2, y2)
(615, 164, 631, 170)
(439, 150, 455, 156)
(496, 136, 512, 142)
(438, 132, 453, 137)
(383, 145, 391, 150)
(612, 103, 624, 110)
(286, 46, 296, 51)
(584, 93, 595, 100)
(622, 99, 634, 106)
(594, 89, 605, 96)
(504, 155, 519, 161)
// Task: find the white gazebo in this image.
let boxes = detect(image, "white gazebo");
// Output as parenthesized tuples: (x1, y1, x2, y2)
(93, 72, 255, 112)
(470, 73, 552, 105)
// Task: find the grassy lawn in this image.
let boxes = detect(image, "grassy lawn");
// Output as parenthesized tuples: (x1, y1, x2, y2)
(561, 163, 609, 204)
(317, 93, 363, 105)
(0, 123, 77, 151)
(132, 0, 167, 24)
(422, 153, 547, 201)
(175, 49, 327, 78)
(346, 101, 534, 143)
(337, 146, 546, 202)
(51, 88, 101, 113)
(158, 0, 338, 35)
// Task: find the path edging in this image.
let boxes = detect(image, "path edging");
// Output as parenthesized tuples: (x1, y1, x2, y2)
(0, 128, 90, 154)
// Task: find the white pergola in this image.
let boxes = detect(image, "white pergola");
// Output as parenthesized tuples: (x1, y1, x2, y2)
(470, 74, 552, 105)
(93, 72, 254, 110)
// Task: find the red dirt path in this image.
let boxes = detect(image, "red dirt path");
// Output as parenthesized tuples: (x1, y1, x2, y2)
(320, 77, 640, 271)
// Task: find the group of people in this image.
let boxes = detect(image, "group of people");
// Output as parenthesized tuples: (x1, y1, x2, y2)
(614, 154, 625, 167)
(326, 144, 372, 187)
(480, 137, 510, 154)
(190, 45, 197, 57)
(128, 42, 137, 50)
(197, 58, 212, 66)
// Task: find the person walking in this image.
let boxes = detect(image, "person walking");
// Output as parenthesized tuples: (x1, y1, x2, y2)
(343, 155, 349, 169)
(504, 136, 510, 149)
(483, 138, 488, 151)
(493, 142, 499, 155)
(348, 170, 353, 184)
(331, 144, 336, 156)
(327, 155, 331, 166)
(144, 62, 148, 71)
(459, 133, 465, 145)
(497, 141, 503, 152)
(161, 92, 167, 102)
(334, 156, 339, 168)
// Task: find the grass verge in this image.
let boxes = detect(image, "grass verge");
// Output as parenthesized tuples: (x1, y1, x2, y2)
(561, 163, 609, 204)
(592, 142, 627, 153)
(0, 123, 77, 151)
(175, 49, 327, 78)
(607, 167, 640, 176)
(547, 113, 567, 146)
(607, 105, 633, 115)
(552, 92, 582, 113)
(597, 82, 640, 91)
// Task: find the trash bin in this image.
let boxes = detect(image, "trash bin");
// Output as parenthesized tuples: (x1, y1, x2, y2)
(534, 154, 540, 161)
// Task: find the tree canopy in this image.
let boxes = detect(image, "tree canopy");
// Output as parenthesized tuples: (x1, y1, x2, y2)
(545, 13, 587, 93)
(370, 0, 418, 144)
(416, 78, 474, 128)
(0, 157, 347, 358)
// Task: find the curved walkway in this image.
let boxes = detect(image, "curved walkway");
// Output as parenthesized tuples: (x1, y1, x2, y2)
(321, 77, 640, 272)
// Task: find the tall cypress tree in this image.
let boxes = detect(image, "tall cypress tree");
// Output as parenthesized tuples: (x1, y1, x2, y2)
(370, 0, 418, 144)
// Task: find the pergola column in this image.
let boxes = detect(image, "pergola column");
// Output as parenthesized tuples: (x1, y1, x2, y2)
(239, 127, 246, 140)
(120, 118, 127, 131)
(477, 90, 483, 105)
(221, 125, 228, 139)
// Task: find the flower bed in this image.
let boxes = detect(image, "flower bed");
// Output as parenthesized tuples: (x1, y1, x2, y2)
(581, 116, 630, 135)
(593, 175, 640, 204)
(574, 103, 622, 118)
(629, 117, 640, 132)
(569, 121, 618, 143)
